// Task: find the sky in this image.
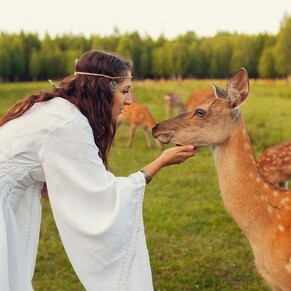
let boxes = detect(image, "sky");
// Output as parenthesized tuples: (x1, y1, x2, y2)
(1, 0, 291, 39)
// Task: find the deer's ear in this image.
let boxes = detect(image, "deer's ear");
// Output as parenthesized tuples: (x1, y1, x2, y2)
(212, 83, 227, 99)
(226, 68, 250, 108)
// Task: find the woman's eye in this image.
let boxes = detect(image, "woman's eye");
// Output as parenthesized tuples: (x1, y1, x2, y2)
(122, 90, 130, 94)
(196, 109, 206, 117)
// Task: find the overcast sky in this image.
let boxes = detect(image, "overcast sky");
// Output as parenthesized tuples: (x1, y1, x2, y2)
(1, 0, 291, 39)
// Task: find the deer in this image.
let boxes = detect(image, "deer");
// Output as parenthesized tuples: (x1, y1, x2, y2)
(152, 68, 291, 290)
(184, 88, 214, 110)
(164, 92, 185, 118)
(117, 102, 164, 150)
(164, 89, 214, 118)
(257, 141, 291, 188)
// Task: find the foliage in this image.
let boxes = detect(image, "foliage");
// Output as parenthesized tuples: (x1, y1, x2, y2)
(1, 14, 291, 81)
(274, 13, 291, 77)
(0, 79, 290, 290)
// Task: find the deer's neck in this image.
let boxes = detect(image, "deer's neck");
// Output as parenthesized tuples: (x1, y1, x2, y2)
(213, 116, 272, 238)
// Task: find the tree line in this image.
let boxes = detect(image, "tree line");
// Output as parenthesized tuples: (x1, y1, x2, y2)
(0, 14, 291, 82)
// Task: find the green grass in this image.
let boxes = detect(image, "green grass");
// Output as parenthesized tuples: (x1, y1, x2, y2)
(1, 78, 290, 290)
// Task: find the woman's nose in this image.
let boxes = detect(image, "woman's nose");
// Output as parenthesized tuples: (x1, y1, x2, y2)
(125, 93, 132, 105)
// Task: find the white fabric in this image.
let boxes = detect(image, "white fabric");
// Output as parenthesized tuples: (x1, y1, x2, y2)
(0, 97, 153, 291)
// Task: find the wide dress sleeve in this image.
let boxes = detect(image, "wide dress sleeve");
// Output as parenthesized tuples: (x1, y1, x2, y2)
(39, 116, 153, 291)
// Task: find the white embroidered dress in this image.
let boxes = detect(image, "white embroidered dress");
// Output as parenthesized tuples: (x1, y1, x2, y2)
(0, 97, 153, 291)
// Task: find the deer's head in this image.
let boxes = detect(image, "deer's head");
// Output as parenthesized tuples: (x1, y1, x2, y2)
(152, 68, 250, 148)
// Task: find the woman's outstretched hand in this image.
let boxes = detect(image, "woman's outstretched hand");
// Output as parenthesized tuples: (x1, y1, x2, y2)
(158, 145, 197, 167)
(142, 145, 197, 179)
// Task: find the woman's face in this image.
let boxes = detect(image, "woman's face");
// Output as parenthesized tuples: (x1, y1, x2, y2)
(111, 75, 132, 121)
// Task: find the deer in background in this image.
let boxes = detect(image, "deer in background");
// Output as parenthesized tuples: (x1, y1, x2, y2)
(117, 102, 164, 150)
(164, 92, 185, 118)
(258, 141, 291, 188)
(152, 68, 291, 290)
(164, 89, 214, 118)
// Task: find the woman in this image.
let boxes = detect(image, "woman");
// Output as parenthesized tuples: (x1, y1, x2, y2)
(0, 50, 196, 290)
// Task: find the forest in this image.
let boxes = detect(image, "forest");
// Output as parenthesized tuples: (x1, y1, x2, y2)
(0, 14, 291, 81)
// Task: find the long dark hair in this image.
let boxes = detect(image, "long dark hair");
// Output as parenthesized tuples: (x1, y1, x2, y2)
(0, 50, 132, 169)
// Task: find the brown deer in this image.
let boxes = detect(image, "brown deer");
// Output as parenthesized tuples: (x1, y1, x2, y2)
(164, 92, 185, 118)
(184, 88, 214, 110)
(152, 68, 291, 290)
(164, 89, 214, 118)
(258, 141, 291, 188)
(117, 102, 163, 150)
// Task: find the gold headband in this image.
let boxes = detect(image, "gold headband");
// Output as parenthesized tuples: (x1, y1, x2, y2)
(74, 71, 132, 79)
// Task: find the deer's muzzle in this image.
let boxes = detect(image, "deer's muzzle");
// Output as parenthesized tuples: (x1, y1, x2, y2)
(152, 123, 174, 144)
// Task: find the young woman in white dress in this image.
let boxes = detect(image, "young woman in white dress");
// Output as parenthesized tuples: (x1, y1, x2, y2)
(0, 49, 196, 290)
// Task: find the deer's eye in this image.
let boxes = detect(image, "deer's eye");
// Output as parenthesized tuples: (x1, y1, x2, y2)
(196, 109, 206, 117)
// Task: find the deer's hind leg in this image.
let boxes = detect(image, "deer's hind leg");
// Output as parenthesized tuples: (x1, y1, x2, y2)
(127, 124, 137, 148)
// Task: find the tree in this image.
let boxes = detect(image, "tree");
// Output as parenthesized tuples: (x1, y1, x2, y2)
(139, 36, 154, 79)
(20, 32, 41, 80)
(258, 46, 276, 78)
(0, 33, 25, 81)
(179, 32, 201, 78)
(198, 37, 214, 78)
(11, 35, 25, 81)
(209, 32, 233, 78)
(29, 49, 42, 81)
(229, 34, 255, 77)
(2, 24, 291, 81)
(0, 33, 12, 81)
(274, 13, 291, 79)
(30, 34, 66, 80)
(152, 46, 167, 78)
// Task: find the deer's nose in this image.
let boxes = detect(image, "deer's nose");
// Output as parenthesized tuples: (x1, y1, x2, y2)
(152, 123, 159, 135)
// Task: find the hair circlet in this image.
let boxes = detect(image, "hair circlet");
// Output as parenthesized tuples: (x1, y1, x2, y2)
(74, 71, 132, 93)
(74, 71, 132, 80)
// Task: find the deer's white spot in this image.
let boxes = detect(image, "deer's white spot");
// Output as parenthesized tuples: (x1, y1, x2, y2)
(267, 205, 273, 214)
(282, 197, 290, 204)
(285, 259, 291, 273)
(278, 224, 285, 232)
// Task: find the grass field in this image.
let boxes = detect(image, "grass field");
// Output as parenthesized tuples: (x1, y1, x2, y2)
(0, 78, 290, 290)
